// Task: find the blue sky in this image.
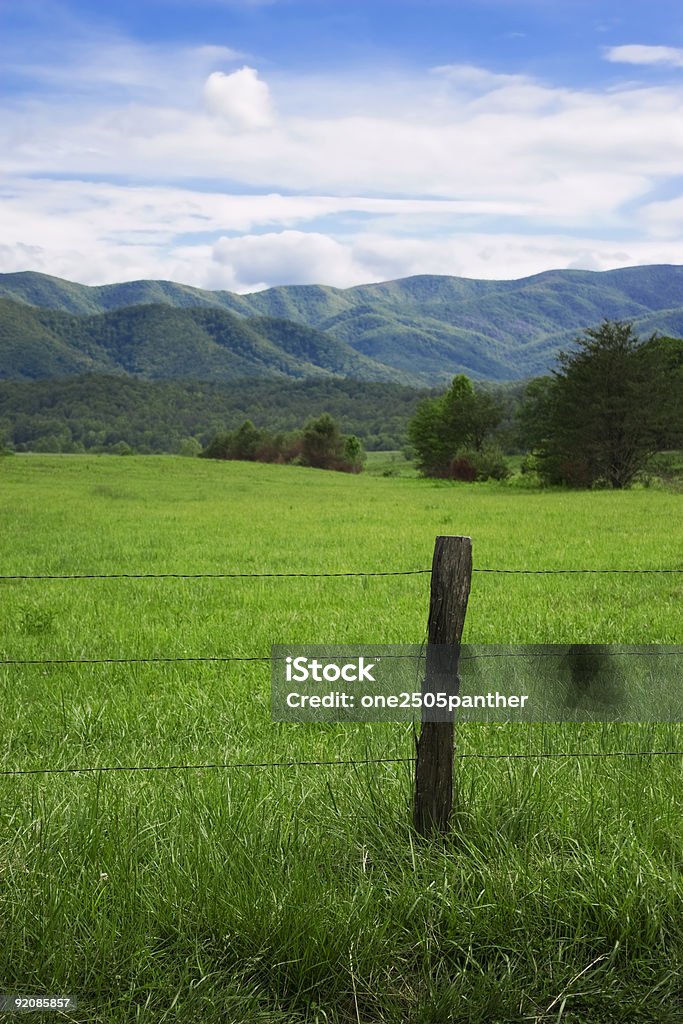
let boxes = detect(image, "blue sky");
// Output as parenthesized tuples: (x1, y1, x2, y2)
(2, 0, 683, 290)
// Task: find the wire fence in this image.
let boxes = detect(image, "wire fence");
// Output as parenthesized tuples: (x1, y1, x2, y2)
(1, 560, 681, 779)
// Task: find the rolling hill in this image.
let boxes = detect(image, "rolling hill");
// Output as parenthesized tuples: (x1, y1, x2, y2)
(1, 265, 682, 383)
(0, 299, 411, 384)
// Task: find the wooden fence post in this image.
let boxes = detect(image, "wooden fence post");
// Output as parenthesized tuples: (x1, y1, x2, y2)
(413, 536, 472, 838)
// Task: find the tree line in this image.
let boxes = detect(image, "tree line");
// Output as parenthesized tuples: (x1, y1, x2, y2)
(0, 377, 428, 454)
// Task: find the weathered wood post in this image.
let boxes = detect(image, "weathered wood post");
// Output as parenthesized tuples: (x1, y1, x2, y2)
(413, 536, 472, 838)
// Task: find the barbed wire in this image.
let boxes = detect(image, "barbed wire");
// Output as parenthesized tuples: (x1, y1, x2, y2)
(0, 655, 272, 666)
(1, 749, 681, 778)
(1, 648, 680, 667)
(1, 566, 681, 581)
(0, 569, 431, 581)
(474, 567, 683, 574)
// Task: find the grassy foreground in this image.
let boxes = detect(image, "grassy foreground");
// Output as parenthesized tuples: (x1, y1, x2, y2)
(0, 455, 681, 1023)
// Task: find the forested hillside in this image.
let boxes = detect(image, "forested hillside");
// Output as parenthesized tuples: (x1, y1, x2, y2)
(2, 265, 683, 382)
(0, 300, 410, 384)
(0, 376, 445, 452)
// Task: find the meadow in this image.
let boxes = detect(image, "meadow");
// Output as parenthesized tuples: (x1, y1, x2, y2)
(0, 454, 681, 1023)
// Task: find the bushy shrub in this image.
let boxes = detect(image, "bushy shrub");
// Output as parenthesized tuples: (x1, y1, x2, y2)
(343, 435, 365, 473)
(449, 445, 510, 481)
(109, 441, 134, 455)
(449, 456, 477, 481)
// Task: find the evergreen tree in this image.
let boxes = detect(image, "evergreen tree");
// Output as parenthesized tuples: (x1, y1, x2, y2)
(300, 413, 346, 469)
(528, 320, 680, 488)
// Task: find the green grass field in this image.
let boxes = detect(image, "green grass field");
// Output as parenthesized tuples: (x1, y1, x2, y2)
(1, 455, 681, 1023)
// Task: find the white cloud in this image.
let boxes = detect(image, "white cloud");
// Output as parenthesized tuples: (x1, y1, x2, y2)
(604, 45, 683, 68)
(212, 231, 356, 289)
(203, 67, 275, 129)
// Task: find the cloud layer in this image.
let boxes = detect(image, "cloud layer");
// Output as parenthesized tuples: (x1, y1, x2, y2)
(1, 31, 682, 290)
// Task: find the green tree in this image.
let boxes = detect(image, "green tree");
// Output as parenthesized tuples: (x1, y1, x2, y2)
(230, 420, 263, 461)
(443, 376, 502, 452)
(300, 413, 346, 469)
(408, 374, 504, 477)
(528, 320, 680, 488)
(406, 394, 451, 476)
(343, 435, 365, 473)
(177, 437, 202, 457)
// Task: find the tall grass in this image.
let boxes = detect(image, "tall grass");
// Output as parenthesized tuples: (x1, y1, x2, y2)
(0, 456, 681, 1022)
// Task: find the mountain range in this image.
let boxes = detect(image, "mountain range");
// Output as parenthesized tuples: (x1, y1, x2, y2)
(1, 265, 682, 384)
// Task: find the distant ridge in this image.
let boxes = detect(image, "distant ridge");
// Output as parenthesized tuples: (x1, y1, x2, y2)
(1, 265, 682, 383)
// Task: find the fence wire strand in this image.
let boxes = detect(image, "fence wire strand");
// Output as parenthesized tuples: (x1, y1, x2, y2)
(0, 570, 430, 580)
(1, 567, 681, 581)
(1, 749, 682, 778)
(2, 649, 680, 666)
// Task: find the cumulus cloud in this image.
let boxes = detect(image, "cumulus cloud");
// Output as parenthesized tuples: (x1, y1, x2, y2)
(212, 230, 358, 288)
(203, 67, 274, 129)
(604, 45, 683, 68)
